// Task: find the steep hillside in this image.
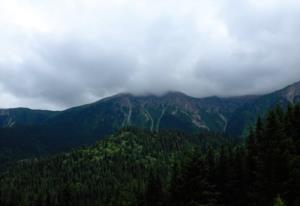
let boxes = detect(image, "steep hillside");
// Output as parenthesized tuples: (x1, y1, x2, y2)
(0, 108, 58, 128)
(1, 103, 299, 206)
(45, 91, 255, 137)
(0, 81, 299, 163)
(0, 128, 229, 206)
(226, 81, 300, 136)
(43, 82, 300, 139)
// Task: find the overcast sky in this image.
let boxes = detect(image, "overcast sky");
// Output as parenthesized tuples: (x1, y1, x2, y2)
(0, 0, 300, 110)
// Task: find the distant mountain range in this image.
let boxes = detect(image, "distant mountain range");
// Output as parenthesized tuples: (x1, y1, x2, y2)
(0, 81, 300, 159)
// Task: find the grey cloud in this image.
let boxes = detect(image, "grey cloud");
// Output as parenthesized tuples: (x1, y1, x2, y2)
(0, 37, 139, 108)
(0, 0, 300, 109)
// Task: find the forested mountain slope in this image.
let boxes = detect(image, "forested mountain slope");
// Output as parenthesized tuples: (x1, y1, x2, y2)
(0, 82, 299, 164)
(0, 108, 58, 127)
(0, 129, 229, 206)
(0, 104, 299, 206)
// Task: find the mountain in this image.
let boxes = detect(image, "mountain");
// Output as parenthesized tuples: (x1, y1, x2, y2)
(46, 91, 254, 135)
(226, 81, 300, 135)
(28, 81, 300, 136)
(1, 103, 299, 206)
(0, 81, 299, 162)
(0, 108, 58, 127)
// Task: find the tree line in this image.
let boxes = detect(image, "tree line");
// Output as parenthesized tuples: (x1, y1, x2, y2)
(0, 104, 299, 206)
(144, 104, 300, 206)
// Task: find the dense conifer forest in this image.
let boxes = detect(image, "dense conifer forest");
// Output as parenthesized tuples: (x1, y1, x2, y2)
(0, 104, 299, 206)
(1, 0, 299, 205)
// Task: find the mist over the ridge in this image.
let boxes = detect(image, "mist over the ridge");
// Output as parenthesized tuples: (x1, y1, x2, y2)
(1, 0, 300, 110)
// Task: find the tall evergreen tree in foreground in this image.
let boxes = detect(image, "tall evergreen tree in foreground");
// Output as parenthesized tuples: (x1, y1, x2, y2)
(274, 196, 286, 206)
(167, 104, 300, 206)
(142, 171, 164, 206)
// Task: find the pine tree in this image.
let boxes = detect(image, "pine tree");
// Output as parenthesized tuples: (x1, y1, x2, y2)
(169, 151, 220, 206)
(216, 145, 229, 204)
(143, 171, 164, 206)
(284, 104, 294, 138)
(206, 146, 216, 182)
(232, 146, 248, 206)
(273, 196, 286, 206)
(255, 116, 264, 146)
(247, 127, 256, 157)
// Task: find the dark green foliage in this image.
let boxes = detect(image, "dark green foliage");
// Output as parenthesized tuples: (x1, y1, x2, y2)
(274, 196, 286, 206)
(1, 82, 300, 167)
(245, 105, 299, 206)
(142, 171, 165, 206)
(0, 129, 228, 206)
(0, 93, 240, 166)
(169, 151, 220, 206)
(0, 104, 300, 206)
(0, 108, 58, 128)
(167, 104, 300, 206)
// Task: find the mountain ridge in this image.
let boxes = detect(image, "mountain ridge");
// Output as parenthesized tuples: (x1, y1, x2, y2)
(0, 81, 299, 165)
(2, 81, 299, 112)
(1, 81, 299, 133)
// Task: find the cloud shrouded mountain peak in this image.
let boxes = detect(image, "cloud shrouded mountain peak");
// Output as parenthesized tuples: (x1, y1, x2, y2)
(0, 0, 300, 110)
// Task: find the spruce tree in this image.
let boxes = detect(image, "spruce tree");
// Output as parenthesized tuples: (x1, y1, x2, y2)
(273, 196, 286, 206)
(255, 117, 264, 145)
(143, 171, 164, 206)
